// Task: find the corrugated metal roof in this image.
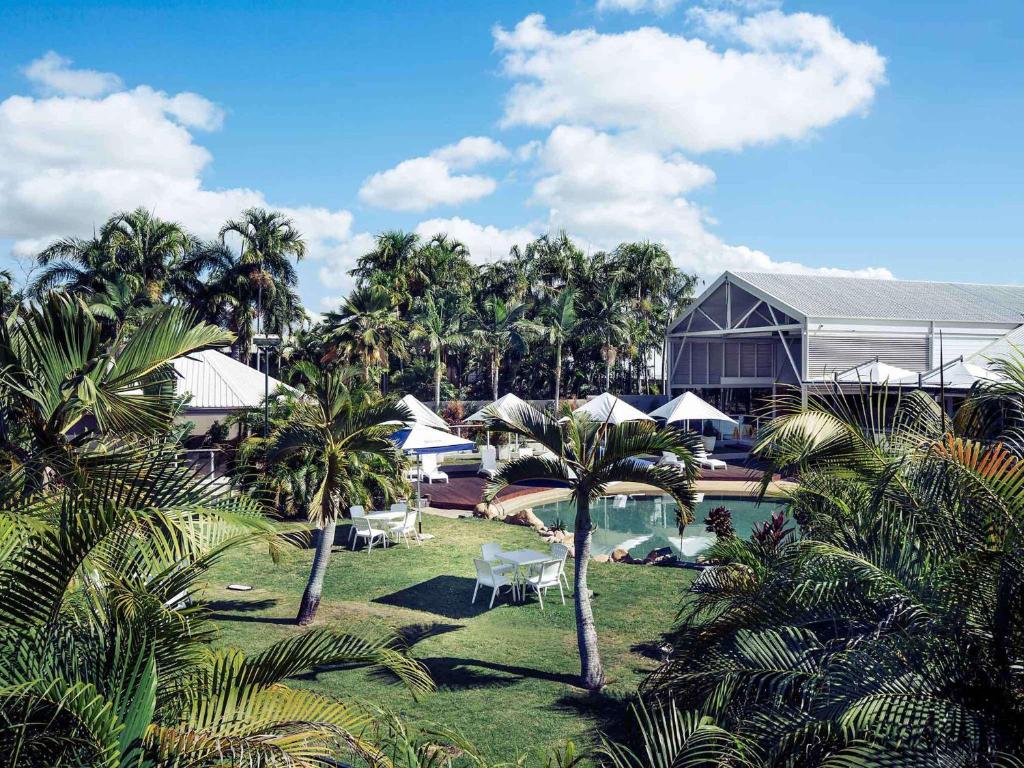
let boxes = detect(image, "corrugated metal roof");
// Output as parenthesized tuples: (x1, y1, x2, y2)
(173, 349, 291, 410)
(731, 271, 1024, 322)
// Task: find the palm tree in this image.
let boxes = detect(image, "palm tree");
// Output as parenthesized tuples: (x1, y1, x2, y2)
(471, 297, 540, 401)
(103, 208, 196, 302)
(540, 287, 577, 411)
(323, 285, 406, 386)
(0, 292, 232, 489)
(351, 229, 420, 309)
(642, 384, 1024, 764)
(270, 363, 409, 625)
(483, 405, 699, 690)
(0, 438, 433, 766)
(583, 278, 631, 390)
(411, 293, 469, 410)
(29, 232, 110, 297)
(219, 208, 306, 362)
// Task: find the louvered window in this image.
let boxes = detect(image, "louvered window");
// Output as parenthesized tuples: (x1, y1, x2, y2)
(808, 334, 929, 379)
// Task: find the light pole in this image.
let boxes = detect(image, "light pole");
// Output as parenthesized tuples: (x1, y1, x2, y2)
(257, 266, 269, 438)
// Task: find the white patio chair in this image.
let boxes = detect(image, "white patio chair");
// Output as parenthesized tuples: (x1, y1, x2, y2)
(658, 450, 684, 468)
(472, 558, 517, 608)
(694, 443, 727, 470)
(477, 445, 498, 479)
(550, 543, 571, 590)
(390, 501, 408, 514)
(523, 559, 565, 609)
(420, 453, 449, 483)
(348, 505, 366, 544)
(351, 516, 388, 553)
(388, 509, 418, 547)
(613, 494, 628, 508)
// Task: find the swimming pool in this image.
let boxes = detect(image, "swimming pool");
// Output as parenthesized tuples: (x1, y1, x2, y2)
(531, 494, 788, 559)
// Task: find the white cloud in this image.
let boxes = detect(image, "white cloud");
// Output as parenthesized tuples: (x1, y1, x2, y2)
(23, 51, 123, 98)
(358, 136, 508, 212)
(530, 124, 889, 279)
(414, 217, 535, 263)
(494, 11, 886, 153)
(316, 231, 377, 294)
(1, 55, 353, 271)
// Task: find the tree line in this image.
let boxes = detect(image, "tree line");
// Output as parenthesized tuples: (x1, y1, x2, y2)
(18, 208, 698, 408)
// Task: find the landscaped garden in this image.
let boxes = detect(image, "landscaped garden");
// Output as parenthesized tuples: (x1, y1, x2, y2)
(206, 515, 693, 762)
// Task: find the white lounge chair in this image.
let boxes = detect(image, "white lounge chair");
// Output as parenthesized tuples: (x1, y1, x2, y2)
(351, 516, 388, 552)
(472, 558, 517, 608)
(613, 494, 628, 508)
(694, 444, 727, 470)
(477, 445, 498, 479)
(523, 559, 565, 609)
(388, 509, 418, 547)
(420, 453, 449, 483)
(550, 543, 571, 590)
(348, 505, 366, 545)
(659, 450, 685, 468)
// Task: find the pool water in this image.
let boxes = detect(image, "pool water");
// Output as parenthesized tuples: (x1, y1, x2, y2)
(531, 494, 788, 559)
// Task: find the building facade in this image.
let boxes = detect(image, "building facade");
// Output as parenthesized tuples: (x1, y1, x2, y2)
(664, 271, 1024, 415)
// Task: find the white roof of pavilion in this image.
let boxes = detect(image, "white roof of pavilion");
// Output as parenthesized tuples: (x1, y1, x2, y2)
(917, 359, 1005, 390)
(464, 393, 539, 423)
(573, 393, 654, 424)
(396, 394, 449, 430)
(834, 359, 919, 385)
(649, 392, 737, 424)
(173, 349, 293, 410)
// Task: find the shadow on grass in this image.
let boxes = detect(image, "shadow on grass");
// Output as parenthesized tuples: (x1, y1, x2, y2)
(419, 656, 580, 690)
(206, 597, 295, 625)
(553, 687, 635, 747)
(396, 621, 465, 648)
(374, 575, 503, 619)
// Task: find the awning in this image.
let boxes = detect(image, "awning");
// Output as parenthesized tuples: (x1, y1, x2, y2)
(648, 392, 737, 425)
(573, 392, 654, 424)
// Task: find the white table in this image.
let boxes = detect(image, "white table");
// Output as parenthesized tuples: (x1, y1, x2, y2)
(497, 549, 552, 601)
(364, 510, 405, 522)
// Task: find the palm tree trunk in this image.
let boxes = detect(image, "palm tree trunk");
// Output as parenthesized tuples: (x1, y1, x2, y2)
(555, 342, 562, 412)
(434, 346, 443, 410)
(296, 517, 336, 625)
(605, 355, 612, 391)
(573, 497, 605, 690)
(492, 349, 500, 401)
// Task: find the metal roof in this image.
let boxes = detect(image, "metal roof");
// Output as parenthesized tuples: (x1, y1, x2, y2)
(730, 271, 1024, 323)
(968, 325, 1024, 368)
(173, 349, 292, 410)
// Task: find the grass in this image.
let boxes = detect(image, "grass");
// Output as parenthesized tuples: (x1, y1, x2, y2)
(205, 514, 694, 764)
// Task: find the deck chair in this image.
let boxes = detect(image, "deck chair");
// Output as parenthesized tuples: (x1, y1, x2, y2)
(351, 516, 388, 553)
(659, 450, 685, 468)
(477, 445, 498, 479)
(420, 453, 449, 483)
(550, 543, 571, 590)
(523, 560, 565, 609)
(348, 505, 365, 545)
(694, 443, 727, 470)
(472, 559, 517, 608)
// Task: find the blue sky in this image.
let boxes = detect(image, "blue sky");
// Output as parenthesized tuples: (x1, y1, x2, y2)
(1, 0, 1022, 310)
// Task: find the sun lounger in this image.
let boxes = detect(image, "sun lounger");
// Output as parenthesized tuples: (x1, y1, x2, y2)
(420, 453, 449, 483)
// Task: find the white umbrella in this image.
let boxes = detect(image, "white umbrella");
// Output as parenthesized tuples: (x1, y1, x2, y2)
(390, 424, 474, 534)
(395, 394, 449, 430)
(573, 392, 654, 425)
(649, 392, 737, 425)
(464, 393, 539, 422)
(835, 360, 918, 385)
(918, 359, 1004, 390)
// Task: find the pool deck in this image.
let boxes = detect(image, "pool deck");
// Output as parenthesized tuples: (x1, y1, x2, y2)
(422, 461, 794, 518)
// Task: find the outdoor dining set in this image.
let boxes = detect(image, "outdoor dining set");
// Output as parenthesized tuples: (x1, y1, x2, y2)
(348, 503, 420, 551)
(472, 542, 570, 609)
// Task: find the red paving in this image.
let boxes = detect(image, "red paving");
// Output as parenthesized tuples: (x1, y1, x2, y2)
(423, 462, 774, 511)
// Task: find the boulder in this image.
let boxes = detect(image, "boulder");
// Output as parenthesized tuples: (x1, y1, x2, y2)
(610, 548, 631, 563)
(504, 508, 545, 530)
(593, 554, 610, 564)
(644, 546, 675, 566)
(472, 502, 498, 520)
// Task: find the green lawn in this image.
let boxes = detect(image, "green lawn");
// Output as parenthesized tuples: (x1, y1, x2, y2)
(205, 515, 693, 764)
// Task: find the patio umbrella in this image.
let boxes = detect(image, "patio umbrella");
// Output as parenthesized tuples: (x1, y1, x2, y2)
(395, 394, 449, 430)
(648, 392, 737, 425)
(390, 424, 474, 534)
(464, 393, 541, 446)
(834, 359, 918, 385)
(917, 358, 1004, 390)
(573, 392, 654, 425)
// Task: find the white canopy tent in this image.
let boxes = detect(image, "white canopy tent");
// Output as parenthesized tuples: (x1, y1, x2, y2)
(917, 358, 1005, 390)
(390, 424, 474, 534)
(464, 393, 539, 423)
(648, 392, 737, 426)
(396, 394, 449, 430)
(834, 360, 918, 385)
(573, 392, 654, 425)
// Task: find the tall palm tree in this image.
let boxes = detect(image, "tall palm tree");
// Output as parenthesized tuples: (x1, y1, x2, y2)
(484, 406, 699, 690)
(323, 285, 406, 386)
(411, 293, 469, 410)
(583, 278, 631, 390)
(351, 230, 420, 309)
(103, 208, 196, 302)
(29, 232, 110, 297)
(270, 363, 409, 625)
(219, 208, 306, 362)
(540, 287, 577, 411)
(471, 297, 540, 401)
